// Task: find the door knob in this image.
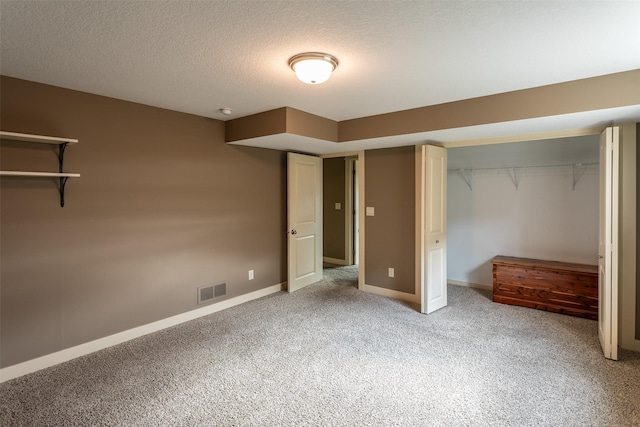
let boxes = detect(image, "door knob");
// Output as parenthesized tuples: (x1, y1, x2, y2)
(291, 229, 297, 235)
(436, 240, 439, 244)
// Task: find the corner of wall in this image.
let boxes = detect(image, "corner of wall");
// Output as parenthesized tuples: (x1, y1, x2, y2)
(619, 122, 638, 349)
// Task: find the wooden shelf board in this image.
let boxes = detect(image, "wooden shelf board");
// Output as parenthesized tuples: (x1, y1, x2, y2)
(0, 171, 81, 178)
(0, 130, 79, 145)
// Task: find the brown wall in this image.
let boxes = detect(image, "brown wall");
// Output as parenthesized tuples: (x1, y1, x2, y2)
(364, 147, 415, 294)
(637, 122, 640, 340)
(339, 70, 640, 142)
(323, 158, 346, 260)
(0, 76, 287, 367)
(286, 108, 338, 142)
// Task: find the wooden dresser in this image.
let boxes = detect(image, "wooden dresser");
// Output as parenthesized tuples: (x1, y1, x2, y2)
(491, 256, 598, 320)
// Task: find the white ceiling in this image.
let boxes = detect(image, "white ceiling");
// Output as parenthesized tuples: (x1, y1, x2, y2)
(1, 1, 639, 150)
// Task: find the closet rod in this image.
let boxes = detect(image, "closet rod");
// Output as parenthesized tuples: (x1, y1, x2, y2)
(447, 162, 598, 173)
(451, 162, 598, 191)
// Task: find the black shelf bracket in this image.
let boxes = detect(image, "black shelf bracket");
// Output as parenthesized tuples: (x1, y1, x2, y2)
(58, 142, 68, 207)
(59, 176, 69, 207)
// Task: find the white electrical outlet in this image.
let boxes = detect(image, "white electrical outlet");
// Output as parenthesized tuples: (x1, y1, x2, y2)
(366, 207, 375, 216)
(388, 268, 394, 278)
(335, 202, 341, 210)
(248, 270, 254, 280)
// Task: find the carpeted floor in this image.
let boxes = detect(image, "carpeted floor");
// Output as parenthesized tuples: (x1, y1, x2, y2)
(1, 265, 639, 426)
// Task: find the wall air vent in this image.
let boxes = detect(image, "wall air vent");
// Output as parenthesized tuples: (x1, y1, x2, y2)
(214, 282, 226, 298)
(198, 283, 226, 304)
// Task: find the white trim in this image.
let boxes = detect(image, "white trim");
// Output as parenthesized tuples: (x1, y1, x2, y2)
(323, 256, 349, 266)
(0, 283, 284, 383)
(345, 158, 355, 266)
(415, 145, 425, 310)
(357, 151, 365, 290)
(351, 157, 360, 266)
(448, 279, 493, 291)
(363, 284, 420, 304)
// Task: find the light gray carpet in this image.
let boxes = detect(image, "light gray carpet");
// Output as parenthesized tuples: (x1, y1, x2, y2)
(1, 265, 639, 426)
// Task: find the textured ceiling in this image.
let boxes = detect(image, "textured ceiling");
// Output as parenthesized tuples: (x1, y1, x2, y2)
(1, 0, 639, 127)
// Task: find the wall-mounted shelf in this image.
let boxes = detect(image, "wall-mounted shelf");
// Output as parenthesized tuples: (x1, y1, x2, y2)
(0, 131, 79, 145)
(449, 163, 598, 191)
(0, 171, 81, 178)
(0, 130, 80, 207)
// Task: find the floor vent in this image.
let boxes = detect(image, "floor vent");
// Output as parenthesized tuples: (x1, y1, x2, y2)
(198, 283, 226, 304)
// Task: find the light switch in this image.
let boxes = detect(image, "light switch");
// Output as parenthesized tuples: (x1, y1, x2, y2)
(335, 202, 341, 210)
(388, 268, 395, 278)
(366, 207, 375, 216)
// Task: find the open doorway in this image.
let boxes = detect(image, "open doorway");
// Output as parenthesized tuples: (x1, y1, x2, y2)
(322, 155, 360, 287)
(443, 130, 622, 360)
(445, 134, 600, 289)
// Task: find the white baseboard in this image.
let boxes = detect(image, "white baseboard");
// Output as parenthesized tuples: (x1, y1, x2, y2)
(448, 279, 492, 291)
(621, 339, 640, 352)
(363, 284, 420, 304)
(323, 257, 349, 266)
(0, 283, 284, 383)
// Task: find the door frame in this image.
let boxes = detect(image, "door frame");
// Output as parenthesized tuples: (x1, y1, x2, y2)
(322, 151, 365, 290)
(344, 156, 358, 266)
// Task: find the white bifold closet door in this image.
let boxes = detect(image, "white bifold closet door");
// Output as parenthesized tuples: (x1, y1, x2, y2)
(598, 126, 619, 360)
(418, 145, 448, 314)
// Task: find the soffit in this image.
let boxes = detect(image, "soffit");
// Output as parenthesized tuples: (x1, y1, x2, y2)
(227, 104, 640, 155)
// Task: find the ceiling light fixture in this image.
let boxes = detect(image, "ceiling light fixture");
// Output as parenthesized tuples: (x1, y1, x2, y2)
(288, 52, 338, 85)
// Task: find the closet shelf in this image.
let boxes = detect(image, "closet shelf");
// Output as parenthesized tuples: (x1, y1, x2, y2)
(449, 162, 598, 191)
(1, 130, 80, 207)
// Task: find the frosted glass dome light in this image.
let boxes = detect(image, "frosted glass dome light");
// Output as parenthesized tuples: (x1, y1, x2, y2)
(288, 53, 338, 85)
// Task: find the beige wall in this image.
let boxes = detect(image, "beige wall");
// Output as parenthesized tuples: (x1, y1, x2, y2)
(0, 76, 287, 368)
(323, 158, 346, 260)
(364, 147, 415, 294)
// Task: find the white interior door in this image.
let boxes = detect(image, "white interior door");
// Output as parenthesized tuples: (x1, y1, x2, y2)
(288, 152, 323, 292)
(598, 126, 619, 360)
(420, 145, 448, 314)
